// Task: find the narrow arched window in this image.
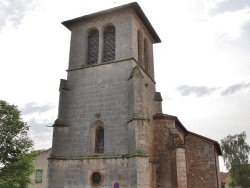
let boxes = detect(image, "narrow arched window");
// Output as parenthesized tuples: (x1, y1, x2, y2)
(95, 126, 104, 153)
(103, 26, 115, 62)
(87, 29, 99, 65)
(144, 38, 149, 73)
(137, 30, 143, 66)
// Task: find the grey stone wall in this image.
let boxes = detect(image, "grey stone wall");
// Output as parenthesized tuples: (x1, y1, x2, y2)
(67, 8, 155, 79)
(131, 11, 155, 79)
(68, 10, 134, 70)
(49, 3, 160, 188)
(48, 158, 129, 188)
(52, 61, 134, 157)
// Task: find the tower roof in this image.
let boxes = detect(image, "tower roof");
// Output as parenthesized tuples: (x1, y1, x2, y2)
(62, 2, 161, 43)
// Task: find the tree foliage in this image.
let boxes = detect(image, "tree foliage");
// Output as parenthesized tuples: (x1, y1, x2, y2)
(221, 131, 250, 188)
(0, 100, 34, 187)
(0, 153, 35, 188)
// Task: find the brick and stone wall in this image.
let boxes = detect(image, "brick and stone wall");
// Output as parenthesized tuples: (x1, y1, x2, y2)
(153, 119, 179, 188)
(185, 134, 220, 188)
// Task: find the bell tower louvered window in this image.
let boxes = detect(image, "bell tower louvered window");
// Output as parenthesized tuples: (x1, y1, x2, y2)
(95, 126, 104, 153)
(103, 26, 116, 62)
(137, 30, 143, 66)
(144, 38, 149, 73)
(87, 29, 99, 65)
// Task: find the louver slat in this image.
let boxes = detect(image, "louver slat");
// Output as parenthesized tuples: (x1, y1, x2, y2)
(88, 30, 99, 64)
(103, 26, 115, 62)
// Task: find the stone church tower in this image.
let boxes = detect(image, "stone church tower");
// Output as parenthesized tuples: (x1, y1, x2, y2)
(48, 2, 222, 188)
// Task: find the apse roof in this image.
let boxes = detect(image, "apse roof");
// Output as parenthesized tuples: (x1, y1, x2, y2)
(188, 131, 222, 155)
(153, 113, 222, 155)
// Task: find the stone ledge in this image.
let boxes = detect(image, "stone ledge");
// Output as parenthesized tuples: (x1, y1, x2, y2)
(48, 153, 149, 160)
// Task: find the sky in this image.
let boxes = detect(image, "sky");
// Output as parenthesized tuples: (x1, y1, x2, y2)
(0, 0, 250, 172)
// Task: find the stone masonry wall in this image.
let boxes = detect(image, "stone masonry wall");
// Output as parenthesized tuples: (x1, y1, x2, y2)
(175, 148, 187, 188)
(131, 10, 155, 79)
(50, 4, 160, 187)
(153, 120, 177, 188)
(68, 9, 133, 70)
(185, 134, 219, 188)
(48, 158, 129, 188)
(52, 61, 134, 157)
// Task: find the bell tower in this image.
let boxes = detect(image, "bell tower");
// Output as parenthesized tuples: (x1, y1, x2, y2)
(48, 2, 161, 187)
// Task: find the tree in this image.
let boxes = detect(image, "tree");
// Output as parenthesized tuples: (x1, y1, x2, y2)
(0, 100, 34, 187)
(0, 153, 35, 188)
(221, 131, 250, 188)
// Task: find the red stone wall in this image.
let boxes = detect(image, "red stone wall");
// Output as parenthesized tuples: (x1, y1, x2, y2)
(185, 134, 219, 188)
(153, 120, 177, 188)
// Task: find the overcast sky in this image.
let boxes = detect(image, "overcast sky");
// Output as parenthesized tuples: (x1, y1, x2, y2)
(0, 0, 250, 172)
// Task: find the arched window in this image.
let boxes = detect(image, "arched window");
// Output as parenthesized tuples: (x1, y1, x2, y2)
(144, 38, 149, 73)
(95, 126, 104, 153)
(137, 30, 143, 66)
(87, 29, 99, 65)
(103, 25, 116, 62)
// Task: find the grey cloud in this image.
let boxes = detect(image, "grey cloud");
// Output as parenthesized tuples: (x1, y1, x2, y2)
(209, 0, 250, 15)
(21, 102, 54, 115)
(241, 21, 250, 49)
(28, 118, 52, 133)
(176, 85, 219, 97)
(0, 0, 38, 29)
(221, 20, 250, 50)
(28, 118, 53, 148)
(221, 82, 250, 96)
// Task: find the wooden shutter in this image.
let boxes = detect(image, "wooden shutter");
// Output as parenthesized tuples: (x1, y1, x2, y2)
(87, 29, 99, 64)
(35, 170, 43, 183)
(103, 26, 115, 62)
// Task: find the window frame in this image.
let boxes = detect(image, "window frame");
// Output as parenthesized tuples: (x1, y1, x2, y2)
(95, 126, 104, 153)
(87, 29, 99, 65)
(103, 25, 116, 62)
(35, 169, 43, 183)
(137, 30, 143, 66)
(144, 38, 149, 73)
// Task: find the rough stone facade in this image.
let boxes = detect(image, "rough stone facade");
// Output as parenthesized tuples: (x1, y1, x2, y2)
(185, 132, 221, 188)
(48, 2, 222, 188)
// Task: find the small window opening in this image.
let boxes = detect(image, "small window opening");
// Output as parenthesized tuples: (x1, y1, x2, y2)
(92, 172, 102, 184)
(144, 38, 149, 73)
(95, 126, 104, 153)
(137, 31, 143, 66)
(103, 26, 116, 62)
(87, 29, 99, 64)
(35, 170, 43, 183)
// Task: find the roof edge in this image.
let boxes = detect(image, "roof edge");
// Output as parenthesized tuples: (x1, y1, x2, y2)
(153, 113, 188, 133)
(187, 131, 222, 155)
(62, 2, 161, 43)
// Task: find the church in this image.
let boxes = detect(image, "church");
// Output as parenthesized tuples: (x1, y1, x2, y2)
(48, 2, 222, 187)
